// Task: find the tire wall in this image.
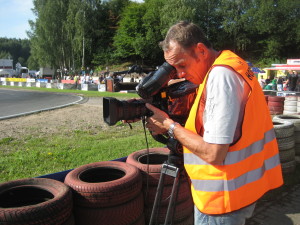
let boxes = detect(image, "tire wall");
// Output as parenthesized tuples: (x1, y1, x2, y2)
(126, 148, 194, 225)
(283, 95, 298, 115)
(64, 161, 145, 225)
(272, 119, 297, 174)
(0, 178, 74, 225)
(267, 96, 285, 115)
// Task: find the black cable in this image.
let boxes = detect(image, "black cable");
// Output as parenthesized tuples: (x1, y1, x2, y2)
(142, 116, 150, 200)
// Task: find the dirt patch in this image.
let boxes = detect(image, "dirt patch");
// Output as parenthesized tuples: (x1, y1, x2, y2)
(0, 97, 107, 140)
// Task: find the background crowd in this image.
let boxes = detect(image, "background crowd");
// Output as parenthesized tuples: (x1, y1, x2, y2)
(259, 70, 300, 92)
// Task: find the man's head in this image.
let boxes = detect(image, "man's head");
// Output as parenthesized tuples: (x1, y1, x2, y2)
(160, 21, 217, 85)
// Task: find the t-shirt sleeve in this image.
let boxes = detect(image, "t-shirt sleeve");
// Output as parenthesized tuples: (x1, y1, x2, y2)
(203, 66, 245, 144)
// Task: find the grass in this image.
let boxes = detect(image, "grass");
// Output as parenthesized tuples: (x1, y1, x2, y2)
(0, 85, 164, 182)
(0, 122, 163, 182)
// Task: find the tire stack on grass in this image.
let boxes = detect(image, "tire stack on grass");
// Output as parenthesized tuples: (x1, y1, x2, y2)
(267, 96, 285, 115)
(272, 120, 296, 174)
(126, 147, 194, 225)
(274, 115, 300, 164)
(64, 161, 145, 225)
(283, 95, 298, 115)
(0, 178, 74, 225)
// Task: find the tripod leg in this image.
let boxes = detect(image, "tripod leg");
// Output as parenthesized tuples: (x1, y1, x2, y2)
(164, 168, 180, 225)
(149, 168, 166, 225)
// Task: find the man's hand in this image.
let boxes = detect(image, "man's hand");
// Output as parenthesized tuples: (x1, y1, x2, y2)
(145, 103, 173, 135)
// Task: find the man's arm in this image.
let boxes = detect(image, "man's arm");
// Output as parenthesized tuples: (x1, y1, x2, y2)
(145, 104, 229, 165)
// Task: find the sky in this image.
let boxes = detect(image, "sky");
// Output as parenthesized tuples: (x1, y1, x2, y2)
(0, 0, 144, 40)
(0, 0, 35, 39)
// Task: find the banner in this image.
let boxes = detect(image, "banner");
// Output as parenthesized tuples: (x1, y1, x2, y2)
(6, 78, 27, 82)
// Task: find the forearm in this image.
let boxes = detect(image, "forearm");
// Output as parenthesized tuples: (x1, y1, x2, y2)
(164, 119, 228, 165)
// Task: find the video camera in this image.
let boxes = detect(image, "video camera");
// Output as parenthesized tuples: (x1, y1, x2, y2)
(103, 62, 197, 152)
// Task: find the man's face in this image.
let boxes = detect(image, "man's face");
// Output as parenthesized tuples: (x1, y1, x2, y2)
(164, 40, 207, 85)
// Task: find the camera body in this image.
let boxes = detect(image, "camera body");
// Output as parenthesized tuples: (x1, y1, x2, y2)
(103, 62, 198, 153)
(103, 62, 197, 126)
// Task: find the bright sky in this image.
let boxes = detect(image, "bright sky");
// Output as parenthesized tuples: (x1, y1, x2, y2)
(0, 0, 35, 39)
(0, 0, 144, 40)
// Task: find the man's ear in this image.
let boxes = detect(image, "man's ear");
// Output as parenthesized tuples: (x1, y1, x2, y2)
(196, 43, 209, 59)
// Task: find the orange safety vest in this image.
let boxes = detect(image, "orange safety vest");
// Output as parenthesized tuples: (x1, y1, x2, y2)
(183, 50, 283, 214)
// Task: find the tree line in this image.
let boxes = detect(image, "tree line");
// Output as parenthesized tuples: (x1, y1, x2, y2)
(1, 0, 299, 74)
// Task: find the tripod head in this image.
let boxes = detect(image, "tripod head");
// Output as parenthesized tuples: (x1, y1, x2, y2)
(166, 138, 184, 168)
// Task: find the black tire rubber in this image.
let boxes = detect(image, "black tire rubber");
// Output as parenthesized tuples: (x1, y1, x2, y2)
(74, 192, 145, 225)
(0, 178, 73, 225)
(295, 143, 300, 156)
(273, 120, 294, 138)
(64, 161, 142, 208)
(276, 136, 295, 150)
(61, 214, 75, 225)
(268, 96, 285, 102)
(281, 160, 296, 174)
(295, 131, 300, 143)
(279, 147, 295, 163)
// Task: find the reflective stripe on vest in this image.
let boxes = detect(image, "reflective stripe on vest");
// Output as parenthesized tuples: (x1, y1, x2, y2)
(184, 127, 275, 166)
(190, 153, 280, 192)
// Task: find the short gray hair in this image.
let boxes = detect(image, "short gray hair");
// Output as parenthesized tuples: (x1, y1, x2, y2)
(160, 21, 212, 51)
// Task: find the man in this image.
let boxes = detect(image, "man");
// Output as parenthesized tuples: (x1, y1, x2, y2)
(286, 70, 298, 91)
(145, 21, 283, 225)
(259, 75, 266, 89)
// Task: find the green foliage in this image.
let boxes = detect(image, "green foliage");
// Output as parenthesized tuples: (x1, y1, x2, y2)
(2, 0, 299, 71)
(0, 38, 30, 68)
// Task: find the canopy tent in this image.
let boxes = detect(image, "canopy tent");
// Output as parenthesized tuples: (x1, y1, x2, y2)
(251, 67, 265, 73)
(264, 66, 300, 71)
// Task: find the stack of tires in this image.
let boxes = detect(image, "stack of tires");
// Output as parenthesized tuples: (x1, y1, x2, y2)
(267, 96, 285, 115)
(272, 120, 296, 174)
(283, 95, 298, 115)
(0, 178, 74, 225)
(64, 161, 145, 225)
(126, 148, 194, 225)
(274, 115, 300, 164)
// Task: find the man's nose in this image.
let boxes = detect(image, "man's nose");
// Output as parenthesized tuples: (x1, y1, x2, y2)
(177, 71, 186, 78)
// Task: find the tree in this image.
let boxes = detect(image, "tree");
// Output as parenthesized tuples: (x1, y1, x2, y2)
(113, 2, 146, 62)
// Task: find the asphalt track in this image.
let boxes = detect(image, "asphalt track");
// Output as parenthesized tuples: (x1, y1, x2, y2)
(0, 89, 83, 120)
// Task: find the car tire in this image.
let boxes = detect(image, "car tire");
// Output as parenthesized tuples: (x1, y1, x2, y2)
(0, 178, 73, 225)
(64, 161, 142, 208)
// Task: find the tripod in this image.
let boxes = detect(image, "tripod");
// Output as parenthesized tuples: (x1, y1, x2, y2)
(149, 138, 184, 225)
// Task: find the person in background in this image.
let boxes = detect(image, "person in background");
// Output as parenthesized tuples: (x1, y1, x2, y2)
(144, 21, 283, 225)
(277, 76, 283, 91)
(295, 72, 300, 92)
(286, 70, 298, 91)
(259, 75, 266, 89)
(265, 75, 271, 85)
(271, 76, 277, 91)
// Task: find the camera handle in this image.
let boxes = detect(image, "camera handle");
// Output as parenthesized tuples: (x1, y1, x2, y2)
(149, 151, 182, 225)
